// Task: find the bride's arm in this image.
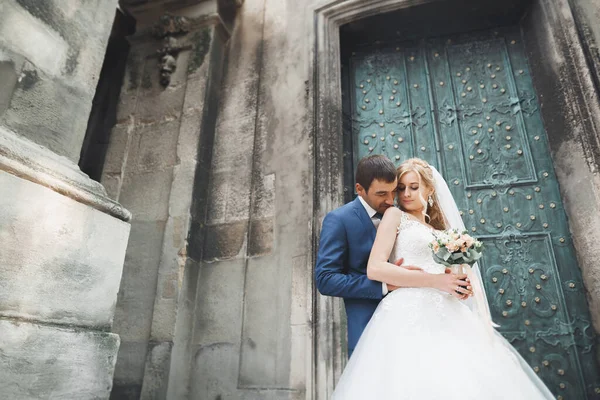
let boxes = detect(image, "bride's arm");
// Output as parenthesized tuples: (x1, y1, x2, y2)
(366, 207, 438, 288)
(366, 207, 474, 300)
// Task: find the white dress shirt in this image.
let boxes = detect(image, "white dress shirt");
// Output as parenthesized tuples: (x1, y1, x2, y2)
(357, 196, 389, 296)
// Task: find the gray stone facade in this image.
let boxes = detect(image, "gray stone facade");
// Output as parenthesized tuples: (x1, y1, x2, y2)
(109, 0, 600, 399)
(2, 0, 600, 399)
(0, 1, 131, 399)
(0, 0, 119, 162)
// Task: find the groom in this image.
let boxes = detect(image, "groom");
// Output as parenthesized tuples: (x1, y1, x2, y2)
(315, 155, 410, 356)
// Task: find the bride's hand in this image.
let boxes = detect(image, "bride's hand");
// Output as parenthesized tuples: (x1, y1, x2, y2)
(434, 273, 472, 299)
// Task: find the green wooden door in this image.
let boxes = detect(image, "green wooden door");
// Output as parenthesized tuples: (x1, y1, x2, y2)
(346, 26, 600, 399)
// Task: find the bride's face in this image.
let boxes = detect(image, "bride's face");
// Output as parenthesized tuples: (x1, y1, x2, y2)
(398, 171, 431, 213)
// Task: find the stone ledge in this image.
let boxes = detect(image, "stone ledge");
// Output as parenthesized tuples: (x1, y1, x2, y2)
(0, 171, 130, 329)
(122, 0, 235, 39)
(0, 125, 131, 221)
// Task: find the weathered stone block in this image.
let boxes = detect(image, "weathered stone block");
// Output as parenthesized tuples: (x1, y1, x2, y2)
(103, 122, 132, 175)
(134, 85, 186, 122)
(111, 340, 147, 400)
(193, 259, 245, 346)
(139, 341, 173, 399)
(202, 221, 247, 261)
(0, 171, 130, 329)
(119, 47, 144, 97)
(148, 295, 178, 341)
(0, 1, 69, 76)
(132, 51, 190, 122)
(252, 173, 275, 218)
(290, 255, 310, 327)
(127, 120, 180, 173)
(169, 162, 197, 218)
(190, 341, 239, 399)
(102, 173, 122, 200)
(0, 319, 120, 400)
(181, 68, 210, 115)
(113, 220, 166, 341)
(0, 51, 20, 116)
(206, 170, 229, 223)
(192, 28, 217, 70)
(0, 0, 119, 162)
(177, 109, 203, 164)
(1, 63, 94, 161)
(110, 384, 141, 400)
(289, 324, 309, 390)
(71, 26, 117, 93)
(248, 218, 274, 257)
(147, 224, 187, 342)
(4, 0, 117, 91)
(206, 167, 253, 224)
(116, 91, 139, 122)
(239, 258, 291, 388)
(118, 169, 173, 221)
(212, 114, 256, 171)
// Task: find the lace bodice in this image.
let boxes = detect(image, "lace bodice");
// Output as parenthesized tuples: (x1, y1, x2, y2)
(389, 211, 445, 274)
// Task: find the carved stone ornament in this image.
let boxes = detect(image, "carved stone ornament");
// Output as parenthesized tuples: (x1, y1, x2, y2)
(153, 14, 190, 38)
(159, 53, 177, 86)
(153, 14, 189, 87)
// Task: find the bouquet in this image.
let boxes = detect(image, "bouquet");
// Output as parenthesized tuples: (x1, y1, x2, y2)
(429, 230, 497, 330)
(429, 229, 484, 295)
(429, 229, 484, 267)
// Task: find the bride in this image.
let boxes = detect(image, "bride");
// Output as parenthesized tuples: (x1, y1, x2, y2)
(332, 158, 554, 399)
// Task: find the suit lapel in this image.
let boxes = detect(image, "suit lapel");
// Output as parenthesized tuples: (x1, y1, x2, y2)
(352, 197, 377, 240)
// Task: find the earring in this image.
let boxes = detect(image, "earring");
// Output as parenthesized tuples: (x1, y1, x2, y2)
(428, 195, 434, 207)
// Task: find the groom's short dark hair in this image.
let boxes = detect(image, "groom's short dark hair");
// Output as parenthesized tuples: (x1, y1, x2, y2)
(356, 155, 397, 192)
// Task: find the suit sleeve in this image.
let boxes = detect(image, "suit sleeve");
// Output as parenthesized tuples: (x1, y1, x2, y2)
(315, 212, 383, 300)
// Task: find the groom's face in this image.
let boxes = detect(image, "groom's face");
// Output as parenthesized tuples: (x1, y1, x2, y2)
(357, 178, 398, 214)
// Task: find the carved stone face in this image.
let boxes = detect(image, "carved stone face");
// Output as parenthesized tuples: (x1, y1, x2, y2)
(161, 54, 176, 72)
(159, 54, 177, 86)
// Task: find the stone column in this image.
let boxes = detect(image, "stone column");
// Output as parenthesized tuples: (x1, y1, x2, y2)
(0, 1, 131, 399)
(106, 1, 235, 398)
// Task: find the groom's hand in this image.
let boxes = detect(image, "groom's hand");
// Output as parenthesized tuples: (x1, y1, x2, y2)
(387, 258, 423, 292)
(394, 258, 423, 272)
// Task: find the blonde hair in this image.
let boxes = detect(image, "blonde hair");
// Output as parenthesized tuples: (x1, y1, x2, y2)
(396, 158, 448, 230)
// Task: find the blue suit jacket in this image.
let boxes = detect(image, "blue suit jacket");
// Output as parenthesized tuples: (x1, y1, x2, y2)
(315, 197, 383, 354)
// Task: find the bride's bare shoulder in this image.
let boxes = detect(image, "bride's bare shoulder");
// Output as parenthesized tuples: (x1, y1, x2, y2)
(383, 207, 403, 220)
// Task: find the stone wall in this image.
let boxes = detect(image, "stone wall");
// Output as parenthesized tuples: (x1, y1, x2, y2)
(523, 0, 600, 339)
(573, 0, 600, 47)
(182, 1, 312, 397)
(104, 2, 231, 398)
(0, 0, 117, 162)
(0, 0, 131, 399)
(569, 0, 600, 94)
(106, 0, 600, 399)
(107, 0, 314, 399)
(0, 169, 129, 399)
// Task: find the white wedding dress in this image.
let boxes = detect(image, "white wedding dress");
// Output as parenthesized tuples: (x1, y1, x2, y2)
(332, 211, 555, 400)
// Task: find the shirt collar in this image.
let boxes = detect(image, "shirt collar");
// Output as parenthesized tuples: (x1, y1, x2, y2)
(357, 195, 377, 218)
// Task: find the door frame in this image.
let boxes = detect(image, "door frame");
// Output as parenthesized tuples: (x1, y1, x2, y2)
(310, 0, 600, 398)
